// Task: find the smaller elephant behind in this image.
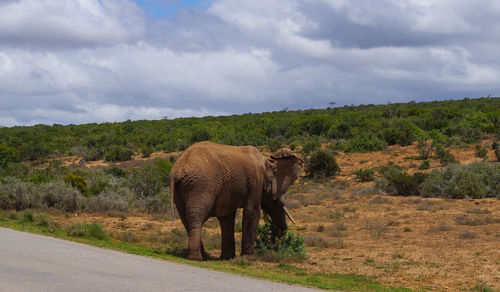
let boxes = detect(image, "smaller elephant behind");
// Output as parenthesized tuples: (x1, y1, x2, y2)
(169, 141, 303, 260)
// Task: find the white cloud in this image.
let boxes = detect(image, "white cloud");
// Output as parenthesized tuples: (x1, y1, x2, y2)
(0, 0, 145, 47)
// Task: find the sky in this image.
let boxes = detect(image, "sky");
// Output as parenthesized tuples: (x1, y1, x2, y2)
(0, 0, 499, 126)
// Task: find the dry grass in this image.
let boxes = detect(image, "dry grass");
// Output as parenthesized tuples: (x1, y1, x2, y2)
(26, 138, 500, 291)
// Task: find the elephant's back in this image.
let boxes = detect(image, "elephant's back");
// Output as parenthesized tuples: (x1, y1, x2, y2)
(171, 141, 263, 181)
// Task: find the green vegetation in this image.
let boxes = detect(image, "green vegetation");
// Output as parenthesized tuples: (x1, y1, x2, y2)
(0, 98, 498, 163)
(0, 158, 174, 214)
(377, 162, 500, 199)
(354, 168, 375, 182)
(307, 150, 341, 179)
(255, 223, 306, 262)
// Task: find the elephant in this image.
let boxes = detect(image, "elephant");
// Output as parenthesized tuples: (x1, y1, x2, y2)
(169, 141, 304, 261)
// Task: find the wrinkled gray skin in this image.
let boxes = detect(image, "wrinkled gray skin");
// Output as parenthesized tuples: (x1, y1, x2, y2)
(169, 142, 303, 261)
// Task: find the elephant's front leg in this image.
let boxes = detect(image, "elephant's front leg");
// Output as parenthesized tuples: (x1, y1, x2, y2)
(241, 206, 261, 255)
(218, 211, 236, 260)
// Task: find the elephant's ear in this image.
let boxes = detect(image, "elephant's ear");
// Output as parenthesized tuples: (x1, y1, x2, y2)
(271, 148, 305, 166)
(270, 148, 292, 160)
(265, 158, 278, 199)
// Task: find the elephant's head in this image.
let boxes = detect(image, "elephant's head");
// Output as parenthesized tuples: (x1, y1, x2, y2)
(262, 148, 304, 234)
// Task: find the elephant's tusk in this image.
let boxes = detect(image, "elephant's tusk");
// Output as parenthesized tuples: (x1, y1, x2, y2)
(283, 206, 296, 224)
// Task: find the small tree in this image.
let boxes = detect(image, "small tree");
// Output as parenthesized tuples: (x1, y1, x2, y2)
(308, 150, 341, 179)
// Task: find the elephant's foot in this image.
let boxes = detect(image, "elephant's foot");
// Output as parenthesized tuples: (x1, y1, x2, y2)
(240, 253, 256, 261)
(220, 252, 236, 260)
(188, 251, 204, 261)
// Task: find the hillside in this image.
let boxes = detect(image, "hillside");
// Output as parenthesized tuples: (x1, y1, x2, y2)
(0, 97, 499, 165)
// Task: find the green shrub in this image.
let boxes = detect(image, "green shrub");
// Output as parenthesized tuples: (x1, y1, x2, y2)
(302, 140, 321, 154)
(492, 141, 500, 161)
(82, 147, 104, 161)
(63, 173, 89, 196)
(20, 210, 34, 224)
(141, 146, 153, 158)
(128, 165, 163, 198)
(136, 189, 170, 214)
(345, 133, 387, 153)
(354, 168, 375, 182)
(190, 127, 212, 143)
(475, 145, 488, 160)
(419, 160, 430, 170)
(67, 222, 107, 240)
(0, 178, 84, 212)
(460, 127, 483, 144)
(307, 150, 341, 178)
(419, 162, 499, 199)
(104, 166, 126, 177)
(104, 146, 134, 162)
(0, 145, 20, 167)
(268, 139, 283, 152)
(255, 223, 306, 262)
(21, 142, 52, 161)
(376, 167, 427, 196)
(434, 145, 457, 165)
(417, 138, 432, 159)
(41, 181, 85, 212)
(86, 190, 131, 213)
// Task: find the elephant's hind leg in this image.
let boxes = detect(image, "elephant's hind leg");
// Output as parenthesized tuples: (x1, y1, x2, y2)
(186, 194, 214, 261)
(218, 211, 236, 260)
(187, 227, 204, 261)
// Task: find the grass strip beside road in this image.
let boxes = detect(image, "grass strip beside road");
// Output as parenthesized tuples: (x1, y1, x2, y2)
(0, 212, 414, 292)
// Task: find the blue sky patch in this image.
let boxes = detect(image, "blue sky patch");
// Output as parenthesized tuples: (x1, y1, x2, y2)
(132, 0, 213, 17)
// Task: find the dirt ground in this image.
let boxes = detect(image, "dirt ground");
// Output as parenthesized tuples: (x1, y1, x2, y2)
(41, 141, 500, 290)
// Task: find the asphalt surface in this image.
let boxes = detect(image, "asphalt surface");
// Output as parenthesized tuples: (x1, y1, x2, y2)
(0, 227, 320, 292)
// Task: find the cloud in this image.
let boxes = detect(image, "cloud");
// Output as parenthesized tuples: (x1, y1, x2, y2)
(0, 0, 145, 48)
(1, 0, 500, 126)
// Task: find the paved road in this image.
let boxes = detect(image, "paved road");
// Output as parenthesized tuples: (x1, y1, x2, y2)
(0, 227, 320, 292)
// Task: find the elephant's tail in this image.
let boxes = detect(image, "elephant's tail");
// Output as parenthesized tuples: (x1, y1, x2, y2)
(170, 175, 176, 227)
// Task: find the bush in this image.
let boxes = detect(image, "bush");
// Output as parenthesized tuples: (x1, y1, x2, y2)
(307, 150, 341, 178)
(419, 162, 499, 199)
(354, 168, 374, 182)
(434, 144, 457, 165)
(67, 222, 107, 240)
(376, 167, 427, 196)
(475, 145, 488, 160)
(141, 146, 153, 158)
(128, 165, 163, 198)
(268, 139, 283, 152)
(104, 146, 134, 162)
(0, 145, 20, 167)
(419, 160, 430, 170)
(63, 173, 89, 196)
(302, 140, 321, 154)
(41, 181, 85, 212)
(82, 147, 104, 161)
(345, 133, 387, 153)
(0, 178, 84, 212)
(135, 189, 170, 214)
(493, 141, 500, 161)
(87, 190, 131, 213)
(255, 223, 306, 262)
(417, 138, 432, 159)
(104, 166, 126, 178)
